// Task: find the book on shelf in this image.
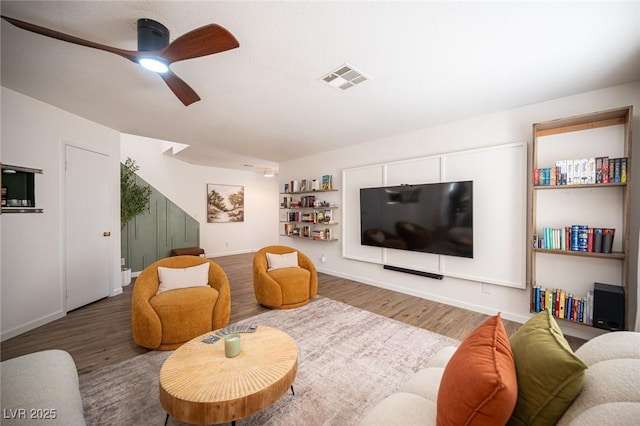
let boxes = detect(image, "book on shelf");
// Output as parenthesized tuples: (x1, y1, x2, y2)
(602, 228, 615, 254)
(282, 196, 293, 208)
(555, 160, 564, 185)
(579, 158, 588, 184)
(288, 211, 301, 222)
(535, 225, 614, 254)
(550, 167, 557, 186)
(579, 225, 588, 252)
(601, 157, 610, 183)
(593, 228, 603, 253)
(532, 286, 593, 325)
(587, 158, 596, 184)
(321, 174, 333, 190)
(608, 158, 614, 183)
(283, 180, 303, 193)
(285, 176, 337, 193)
(283, 223, 294, 236)
(534, 156, 627, 186)
(566, 293, 573, 320)
(301, 195, 316, 207)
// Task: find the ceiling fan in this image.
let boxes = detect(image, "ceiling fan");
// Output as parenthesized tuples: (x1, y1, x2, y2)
(1, 15, 239, 106)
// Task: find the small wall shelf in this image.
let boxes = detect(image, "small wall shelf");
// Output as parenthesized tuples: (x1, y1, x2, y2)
(281, 189, 339, 194)
(532, 248, 625, 260)
(281, 234, 339, 242)
(280, 178, 339, 242)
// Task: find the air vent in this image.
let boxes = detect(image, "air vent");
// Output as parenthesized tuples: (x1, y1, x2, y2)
(320, 64, 369, 91)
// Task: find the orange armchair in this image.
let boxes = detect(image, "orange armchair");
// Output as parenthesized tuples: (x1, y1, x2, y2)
(131, 256, 231, 350)
(253, 245, 318, 309)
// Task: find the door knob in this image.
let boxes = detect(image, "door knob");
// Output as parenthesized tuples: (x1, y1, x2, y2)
(103, 231, 111, 237)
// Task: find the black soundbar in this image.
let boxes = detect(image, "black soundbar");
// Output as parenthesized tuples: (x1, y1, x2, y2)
(383, 265, 444, 280)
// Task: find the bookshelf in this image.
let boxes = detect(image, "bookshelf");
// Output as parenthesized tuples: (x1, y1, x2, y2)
(280, 182, 339, 242)
(529, 106, 633, 329)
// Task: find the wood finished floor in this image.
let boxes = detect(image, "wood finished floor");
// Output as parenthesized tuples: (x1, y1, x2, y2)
(1, 252, 586, 374)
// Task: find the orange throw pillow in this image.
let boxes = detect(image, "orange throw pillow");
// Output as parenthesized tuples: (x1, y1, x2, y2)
(437, 314, 517, 426)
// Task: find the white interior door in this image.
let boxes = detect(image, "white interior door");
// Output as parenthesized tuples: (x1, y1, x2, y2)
(65, 145, 111, 311)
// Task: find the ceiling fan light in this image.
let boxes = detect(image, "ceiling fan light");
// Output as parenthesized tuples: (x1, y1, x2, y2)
(139, 58, 169, 74)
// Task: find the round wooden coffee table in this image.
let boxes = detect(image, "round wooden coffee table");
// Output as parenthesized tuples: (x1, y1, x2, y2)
(159, 325, 298, 425)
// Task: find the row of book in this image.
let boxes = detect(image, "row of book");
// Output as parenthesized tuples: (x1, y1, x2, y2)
(311, 228, 332, 240)
(534, 226, 615, 253)
(282, 195, 316, 208)
(532, 286, 594, 325)
(285, 210, 334, 224)
(283, 175, 334, 193)
(283, 223, 333, 239)
(281, 196, 337, 209)
(534, 156, 627, 186)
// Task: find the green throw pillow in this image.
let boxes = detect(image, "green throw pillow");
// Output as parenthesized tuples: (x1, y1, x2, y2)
(507, 309, 587, 426)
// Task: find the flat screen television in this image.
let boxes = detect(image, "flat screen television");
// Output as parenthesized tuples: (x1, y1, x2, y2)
(360, 181, 473, 258)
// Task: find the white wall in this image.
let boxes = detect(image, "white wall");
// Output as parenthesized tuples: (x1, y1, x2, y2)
(2, 83, 637, 342)
(120, 134, 279, 260)
(1, 87, 122, 341)
(280, 82, 640, 339)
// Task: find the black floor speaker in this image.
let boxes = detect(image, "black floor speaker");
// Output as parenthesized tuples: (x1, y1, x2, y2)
(593, 282, 625, 331)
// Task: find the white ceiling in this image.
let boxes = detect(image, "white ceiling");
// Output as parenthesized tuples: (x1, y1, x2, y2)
(2, 1, 639, 173)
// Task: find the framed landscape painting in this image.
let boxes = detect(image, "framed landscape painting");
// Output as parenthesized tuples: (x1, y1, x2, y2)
(207, 184, 244, 223)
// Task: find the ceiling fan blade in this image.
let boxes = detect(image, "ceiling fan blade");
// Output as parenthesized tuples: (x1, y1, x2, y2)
(159, 70, 201, 106)
(2, 15, 231, 106)
(1, 15, 140, 63)
(161, 24, 239, 63)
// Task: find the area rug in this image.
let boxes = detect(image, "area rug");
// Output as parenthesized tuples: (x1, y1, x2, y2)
(79, 296, 459, 425)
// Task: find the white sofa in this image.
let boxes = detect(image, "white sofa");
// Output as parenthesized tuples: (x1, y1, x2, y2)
(0, 349, 86, 426)
(360, 331, 640, 425)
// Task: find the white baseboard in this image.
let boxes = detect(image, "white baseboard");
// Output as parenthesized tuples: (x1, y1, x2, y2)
(207, 249, 257, 258)
(1, 310, 66, 342)
(315, 267, 602, 340)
